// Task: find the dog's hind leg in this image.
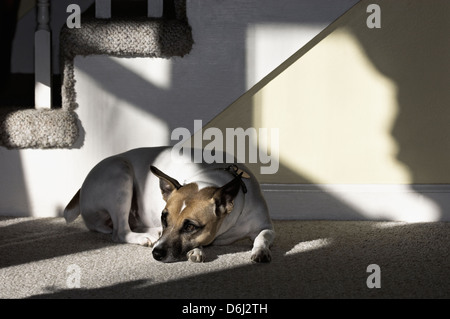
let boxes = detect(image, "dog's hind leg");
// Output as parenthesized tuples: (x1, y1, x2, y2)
(82, 209, 113, 234)
(111, 212, 154, 246)
(81, 157, 153, 246)
(105, 161, 154, 247)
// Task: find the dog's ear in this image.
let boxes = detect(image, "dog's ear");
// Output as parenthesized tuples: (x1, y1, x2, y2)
(150, 166, 182, 201)
(212, 174, 242, 216)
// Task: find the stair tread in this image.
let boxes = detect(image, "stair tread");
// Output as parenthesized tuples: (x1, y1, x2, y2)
(61, 17, 192, 59)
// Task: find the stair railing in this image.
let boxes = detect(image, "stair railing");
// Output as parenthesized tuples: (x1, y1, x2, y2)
(35, 0, 52, 109)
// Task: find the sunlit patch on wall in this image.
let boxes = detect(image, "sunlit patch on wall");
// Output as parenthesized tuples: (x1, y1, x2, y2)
(246, 23, 326, 90)
(253, 27, 411, 184)
(113, 57, 172, 90)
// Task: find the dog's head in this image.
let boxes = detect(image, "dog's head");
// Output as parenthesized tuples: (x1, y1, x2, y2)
(150, 166, 242, 262)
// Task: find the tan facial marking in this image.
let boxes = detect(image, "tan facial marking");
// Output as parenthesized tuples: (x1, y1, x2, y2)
(150, 166, 243, 262)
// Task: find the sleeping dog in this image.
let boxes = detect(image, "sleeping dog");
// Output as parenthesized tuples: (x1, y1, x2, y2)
(64, 147, 274, 263)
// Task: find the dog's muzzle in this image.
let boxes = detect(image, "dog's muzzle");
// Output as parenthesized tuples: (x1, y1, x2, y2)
(152, 239, 190, 262)
(152, 246, 166, 261)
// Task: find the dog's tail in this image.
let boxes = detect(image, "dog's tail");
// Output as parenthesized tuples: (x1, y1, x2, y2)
(64, 189, 81, 223)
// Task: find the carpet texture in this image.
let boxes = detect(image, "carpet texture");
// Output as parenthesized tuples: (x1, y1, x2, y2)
(0, 217, 449, 299)
(0, 108, 79, 149)
(0, 0, 192, 150)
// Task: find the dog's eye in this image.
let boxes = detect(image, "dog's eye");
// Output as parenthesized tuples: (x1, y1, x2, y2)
(161, 210, 169, 228)
(183, 220, 199, 233)
(184, 224, 197, 232)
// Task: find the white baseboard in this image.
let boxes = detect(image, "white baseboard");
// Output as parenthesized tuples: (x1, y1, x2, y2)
(261, 184, 450, 222)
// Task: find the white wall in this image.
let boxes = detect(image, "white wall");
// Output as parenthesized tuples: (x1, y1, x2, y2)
(1, 0, 358, 217)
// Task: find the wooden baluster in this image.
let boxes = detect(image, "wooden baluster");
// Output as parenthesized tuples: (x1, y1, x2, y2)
(35, 0, 52, 109)
(148, 0, 164, 18)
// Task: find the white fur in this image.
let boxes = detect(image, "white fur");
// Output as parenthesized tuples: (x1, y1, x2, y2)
(64, 147, 275, 263)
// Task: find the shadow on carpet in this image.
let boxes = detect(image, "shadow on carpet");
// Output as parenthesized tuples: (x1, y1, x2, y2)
(0, 217, 449, 298)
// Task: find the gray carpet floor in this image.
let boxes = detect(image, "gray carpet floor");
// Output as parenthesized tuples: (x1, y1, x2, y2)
(0, 217, 449, 299)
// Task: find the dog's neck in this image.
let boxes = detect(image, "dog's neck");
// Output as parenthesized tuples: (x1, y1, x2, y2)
(183, 165, 248, 192)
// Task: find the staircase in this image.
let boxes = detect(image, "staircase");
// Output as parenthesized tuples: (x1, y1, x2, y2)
(0, 0, 192, 149)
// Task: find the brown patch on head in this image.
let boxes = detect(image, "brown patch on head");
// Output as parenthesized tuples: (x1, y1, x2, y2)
(178, 186, 223, 245)
(150, 166, 244, 262)
(164, 183, 199, 217)
(164, 185, 219, 239)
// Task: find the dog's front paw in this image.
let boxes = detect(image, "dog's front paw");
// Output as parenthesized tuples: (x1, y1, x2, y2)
(145, 234, 161, 248)
(145, 237, 154, 247)
(251, 247, 272, 263)
(187, 247, 204, 263)
(117, 231, 157, 247)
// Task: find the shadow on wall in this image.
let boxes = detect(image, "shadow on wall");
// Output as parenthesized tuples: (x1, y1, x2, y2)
(69, 0, 450, 221)
(71, 0, 361, 133)
(348, 0, 450, 219)
(350, 0, 450, 184)
(198, 0, 450, 221)
(1, 0, 364, 217)
(73, 0, 362, 177)
(7, 0, 446, 222)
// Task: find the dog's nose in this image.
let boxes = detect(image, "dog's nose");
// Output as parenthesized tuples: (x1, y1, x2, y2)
(152, 246, 166, 261)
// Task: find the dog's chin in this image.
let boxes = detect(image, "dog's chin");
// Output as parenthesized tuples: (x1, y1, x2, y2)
(154, 252, 187, 263)
(158, 256, 184, 263)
